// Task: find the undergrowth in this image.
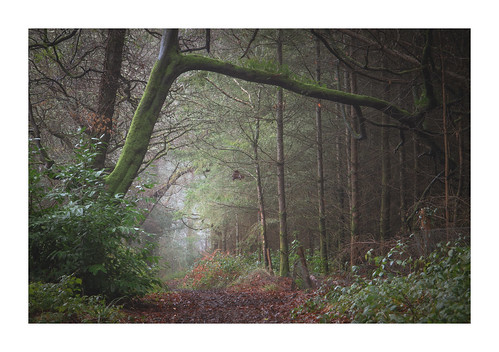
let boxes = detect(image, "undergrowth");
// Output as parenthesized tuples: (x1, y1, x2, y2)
(291, 238, 470, 323)
(29, 133, 160, 300)
(29, 275, 123, 323)
(182, 250, 258, 290)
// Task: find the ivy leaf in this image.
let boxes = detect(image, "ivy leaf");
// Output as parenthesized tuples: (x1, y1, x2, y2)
(88, 264, 107, 275)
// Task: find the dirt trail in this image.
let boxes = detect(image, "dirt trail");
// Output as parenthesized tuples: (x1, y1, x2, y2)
(122, 289, 314, 323)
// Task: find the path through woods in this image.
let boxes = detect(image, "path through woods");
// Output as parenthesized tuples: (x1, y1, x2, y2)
(121, 278, 326, 323)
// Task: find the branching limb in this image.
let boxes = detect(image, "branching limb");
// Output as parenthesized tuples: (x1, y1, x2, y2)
(240, 29, 259, 59)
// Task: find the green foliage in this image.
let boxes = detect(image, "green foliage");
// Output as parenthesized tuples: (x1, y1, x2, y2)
(287, 239, 332, 276)
(182, 250, 257, 290)
(240, 57, 321, 87)
(292, 239, 470, 323)
(29, 275, 123, 323)
(242, 57, 285, 75)
(29, 134, 160, 299)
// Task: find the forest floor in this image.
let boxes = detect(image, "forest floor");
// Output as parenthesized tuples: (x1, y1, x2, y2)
(120, 272, 331, 323)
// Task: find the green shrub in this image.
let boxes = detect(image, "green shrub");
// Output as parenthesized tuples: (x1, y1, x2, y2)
(29, 134, 160, 299)
(29, 275, 123, 323)
(292, 238, 470, 323)
(182, 250, 256, 290)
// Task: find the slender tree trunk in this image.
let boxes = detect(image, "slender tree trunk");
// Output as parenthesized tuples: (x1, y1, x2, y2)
(452, 117, 463, 225)
(276, 30, 289, 277)
(349, 71, 360, 269)
(349, 131, 359, 268)
(336, 132, 345, 254)
(314, 37, 328, 274)
(92, 29, 126, 170)
(380, 82, 392, 242)
(253, 116, 271, 271)
(222, 229, 227, 252)
(412, 134, 419, 205)
(411, 86, 420, 209)
(235, 213, 239, 255)
(441, 52, 450, 237)
(399, 137, 407, 232)
(334, 60, 347, 259)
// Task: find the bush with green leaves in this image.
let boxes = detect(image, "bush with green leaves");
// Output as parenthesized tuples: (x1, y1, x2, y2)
(29, 275, 123, 323)
(292, 238, 470, 323)
(29, 135, 160, 299)
(182, 250, 257, 290)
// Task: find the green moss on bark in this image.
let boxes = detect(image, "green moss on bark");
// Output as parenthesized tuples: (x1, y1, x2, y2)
(105, 31, 421, 196)
(106, 54, 183, 195)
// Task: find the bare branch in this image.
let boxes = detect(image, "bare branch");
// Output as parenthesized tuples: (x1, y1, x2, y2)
(240, 29, 259, 59)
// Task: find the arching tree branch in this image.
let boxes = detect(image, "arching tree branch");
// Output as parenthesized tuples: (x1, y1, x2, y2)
(105, 29, 452, 196)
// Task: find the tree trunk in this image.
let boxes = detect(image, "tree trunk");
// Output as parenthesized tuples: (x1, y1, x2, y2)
(105, 30, 184, 195)
(253, 116, 271, 271)
(334, 59, 347, 259)
(441, 51, 450, 237)
(92, 29, 126, 170)
(235, 213, 239, 255)
(349, 130, 359, 268)
(349, 71, 360, 269)
(452, 117, 463, 225)
(399, 137, 407, 233)
(412, 134, 420, 205)
(336, 131, 346, 255)
(380, 82, 392, 242)
(222, 229, 227, 252)
(29, 97, 54, 170)
(276, 30, 289, 277)
(314, 37, 328, 274)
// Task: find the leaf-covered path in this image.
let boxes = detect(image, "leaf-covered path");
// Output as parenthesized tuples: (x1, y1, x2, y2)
(120, 274, 325, 323)
(121, 289, 315, 323)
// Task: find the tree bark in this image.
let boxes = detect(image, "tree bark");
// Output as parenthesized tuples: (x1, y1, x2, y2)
(452, 117, 463, 225)
(399, 134, 407, 233)
(253, 116, 271, 271)
(235, 213, 240, 256)
(380, 82, 392, 242)
(92, 29, 126, 170)
(275, 30, 290, 277)
(314, 37, 328, 274)
(349, 71, 360, 269)
(29, 97, 54, 170)
(441, 49, 450, 239)
(105, 30, 185, 195)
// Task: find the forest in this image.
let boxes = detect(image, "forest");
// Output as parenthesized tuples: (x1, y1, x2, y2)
(28, 28, 470, 325)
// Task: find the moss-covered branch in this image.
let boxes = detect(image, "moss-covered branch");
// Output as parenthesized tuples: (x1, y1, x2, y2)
(105, 30, 184, 195)
(180, 53, 452, 168)
(105, 29, 445, 196)
(180, 54, 416, 126)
